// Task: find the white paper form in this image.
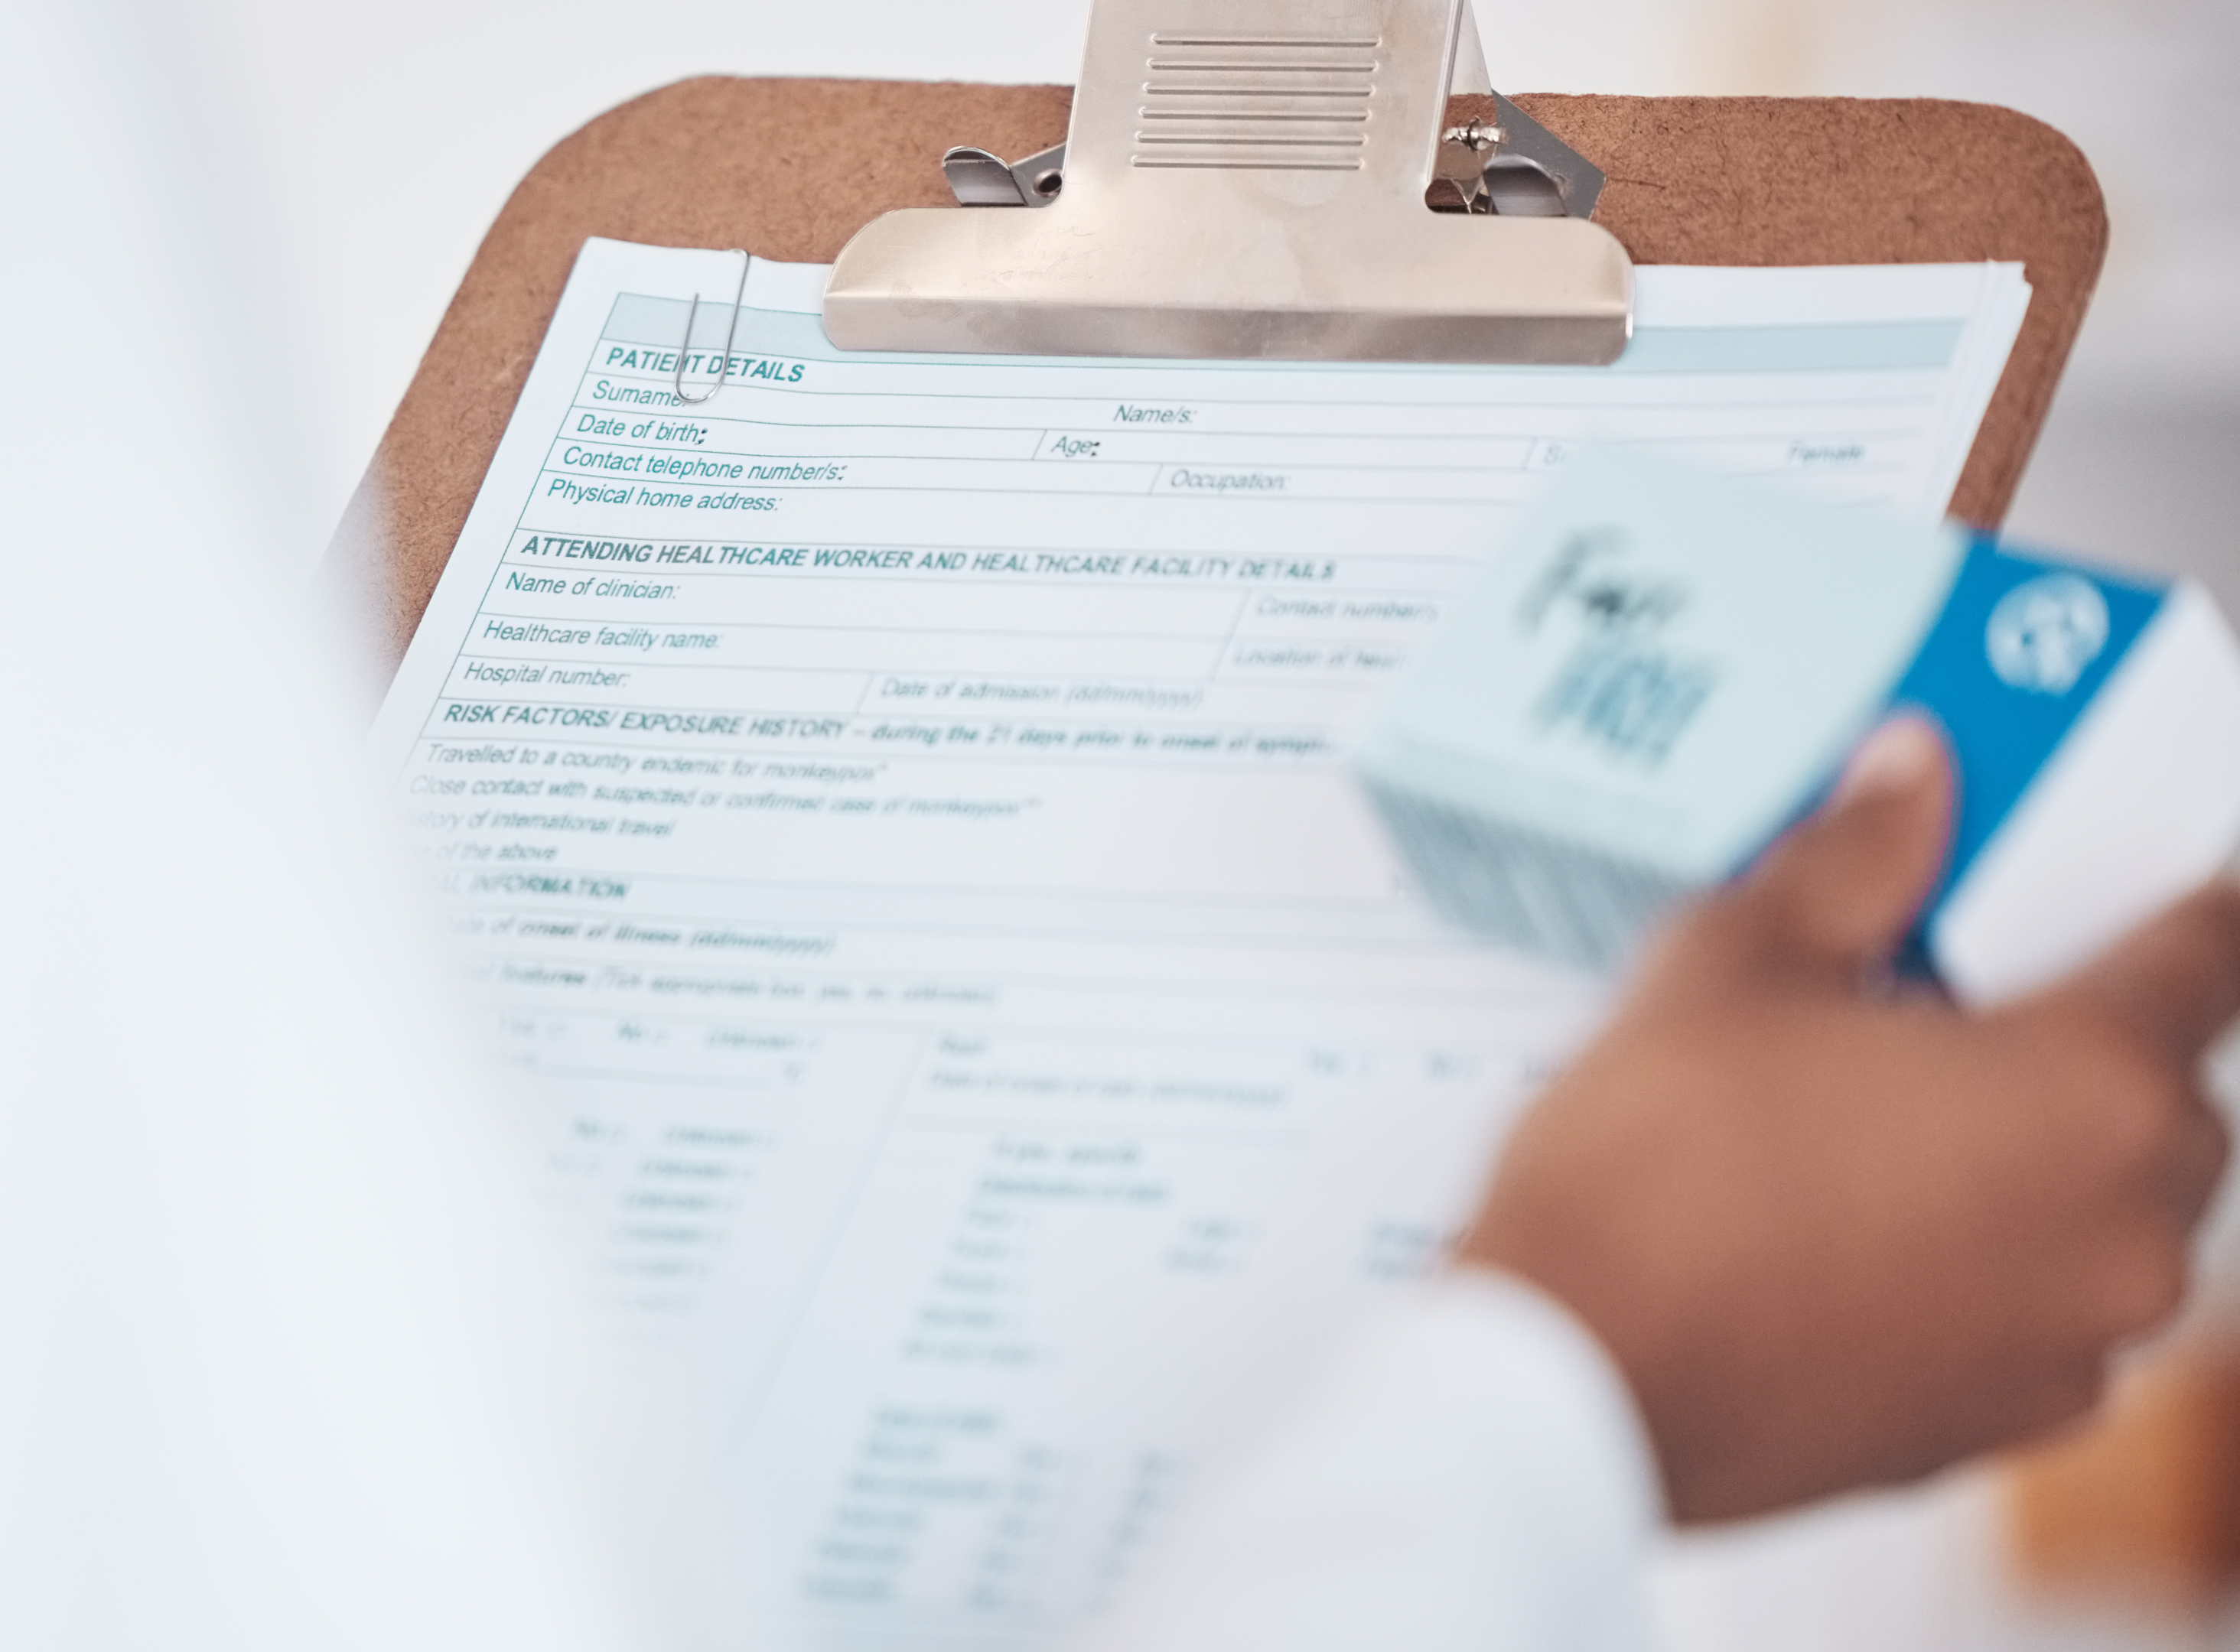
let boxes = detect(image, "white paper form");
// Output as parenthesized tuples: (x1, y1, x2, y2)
(370, 239, 2027, 1647)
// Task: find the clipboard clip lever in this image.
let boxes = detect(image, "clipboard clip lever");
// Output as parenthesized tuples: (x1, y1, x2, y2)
(941, 114, 1600, 224)
(942, 141, 1068, 208)
(827, 0, 1633, 364)
(1428, 97, 1607, 220)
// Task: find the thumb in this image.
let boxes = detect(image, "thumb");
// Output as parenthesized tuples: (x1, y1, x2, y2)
(1723, 716, 1955, 980)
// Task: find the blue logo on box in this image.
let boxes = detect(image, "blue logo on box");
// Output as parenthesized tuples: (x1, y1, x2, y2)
(1984, 574, 2111, 694)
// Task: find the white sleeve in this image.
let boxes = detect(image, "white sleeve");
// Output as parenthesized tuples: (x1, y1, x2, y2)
(1074, 1270, 1665, 1652)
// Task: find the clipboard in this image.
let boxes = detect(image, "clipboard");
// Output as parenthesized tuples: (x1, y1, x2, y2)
(328, 31, 2206, 1592)
(328, 74, 2105, 675)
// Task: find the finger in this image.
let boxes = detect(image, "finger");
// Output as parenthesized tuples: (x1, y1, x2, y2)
(2052, 882, 2240, 1068)
(1728, 716, 1955, 974)
(2160, 1096, 2231, 1232)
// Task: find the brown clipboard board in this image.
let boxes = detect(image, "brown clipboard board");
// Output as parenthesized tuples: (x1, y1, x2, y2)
(326, 78, 2107, 670)
(330, 78, 2198, 1576)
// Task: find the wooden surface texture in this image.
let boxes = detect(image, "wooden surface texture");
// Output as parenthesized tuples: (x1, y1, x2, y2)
(330, 78, 2108, 665)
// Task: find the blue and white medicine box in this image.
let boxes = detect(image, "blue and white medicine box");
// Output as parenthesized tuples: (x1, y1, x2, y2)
(1354, 450, 2240, 1003)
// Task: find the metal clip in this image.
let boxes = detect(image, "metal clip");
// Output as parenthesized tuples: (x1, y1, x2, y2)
(827, 0, 1633, 364)
(672, 249, 750, 405)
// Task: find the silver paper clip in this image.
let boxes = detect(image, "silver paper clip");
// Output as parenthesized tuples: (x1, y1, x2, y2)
(672, 249, 751, 405)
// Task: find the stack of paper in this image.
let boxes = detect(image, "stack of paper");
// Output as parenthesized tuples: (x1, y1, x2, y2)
(371, 240, 2030, 1645)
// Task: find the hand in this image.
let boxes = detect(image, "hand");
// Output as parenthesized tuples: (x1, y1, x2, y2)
(1458, 717, 2240, 1523)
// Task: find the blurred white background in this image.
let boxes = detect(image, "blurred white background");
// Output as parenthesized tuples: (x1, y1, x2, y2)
(84, 2, 2240, 1648)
